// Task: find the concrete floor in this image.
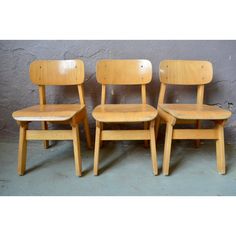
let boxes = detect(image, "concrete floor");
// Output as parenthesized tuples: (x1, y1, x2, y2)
(0, 138, 236, 196)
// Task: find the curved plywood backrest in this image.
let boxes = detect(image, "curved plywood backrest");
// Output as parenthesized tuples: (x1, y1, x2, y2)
(29, 60, 84, 85)
(159, 60, 213, 85)
(96, 59, 152, 85)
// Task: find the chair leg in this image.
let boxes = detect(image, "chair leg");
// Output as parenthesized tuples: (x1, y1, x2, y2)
(83, 111, 92, 149)
(195, 120, 201, 148)
(150, 120, 158, 175)
(144, 122, 149, 148)
(41, 121, 49, 149)
(94, 121, 101, 176)
(17, 122, 28, 176)
(71, 124, 82, 176)
(216, 121, 226, 174)
(100, 123, 103, 148)
(162, 123, 173, 175)
(155, 116, 161, 140)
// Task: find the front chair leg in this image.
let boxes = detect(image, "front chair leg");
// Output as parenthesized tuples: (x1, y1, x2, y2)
(18, 122, 28, 176)
(162, 123, 173, 175)
(216, 120, 226, 174)
(94, 121, 101, 175)
(150, 120, 158, 175)
(71, 124, 82, 176)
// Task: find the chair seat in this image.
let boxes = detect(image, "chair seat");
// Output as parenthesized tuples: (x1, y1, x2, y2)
(12, 104, 85, 121)
(92, 104, 157, 122)
(159, 104, 231, 120)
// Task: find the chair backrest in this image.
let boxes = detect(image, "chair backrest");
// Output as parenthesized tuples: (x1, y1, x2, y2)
(158, 60, 213, 104)
(30, 60, 84, 85)
(96, 59, 152, 104)
(96, 59, 152, 85)
(159, 60, 213, 85)
(29, 60, 85, 105)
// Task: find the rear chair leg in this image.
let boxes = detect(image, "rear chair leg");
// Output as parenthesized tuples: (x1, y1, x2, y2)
(162, 123, 173, 175)
(71, 124, 82, 176)
(216, 121, 226, 174)
(18, 122, 28, 176)
(94, 121, 101, 175)
(100, 123, 104, 148)
(83, 111, 92, 149)
(195, 120, 201, 148)
(144, 122, 149, 148)
(41, 121, 49, 149)
(150, 120, 158, 175)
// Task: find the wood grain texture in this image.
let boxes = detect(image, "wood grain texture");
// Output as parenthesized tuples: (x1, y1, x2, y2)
(92, 104, 157, 122)
(71, 124, 82, 176)
(141, 84, 147, 104)
(196, 85, 204, 104)
(157, 83, 166, 105)
(93, 59, 157, 175)
(157, 60, 231, 175)
(150, 120, 158, 175)
(94, 121, 101, 176)
(216, 121, 226, 174)
(144, 121, 149, 147)
(101, 84, 106, 104)
(101, 130, 151, 140)
(196, 85, 204, 147)
(158, 107, 176, 125)
(13, 104, 85, 121)
(30, 60, 84, 85)
(162, 123, 173, 176)
(155, 116, 161, 140)
(159, 104, 231, 120)
(38, 85, 49, 148)
(159, 60, 213, 85)
(172, 129, 218, 139)
(77, 85, 85, 104)
(13, 59, 91, 177)
(96, 59, 152, 85)
(26, 130, 73, 140)
(17, 123, 28, 176)
(83, 111, 92, 149)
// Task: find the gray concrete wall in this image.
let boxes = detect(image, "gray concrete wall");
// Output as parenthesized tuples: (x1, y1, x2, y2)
(0, 40, 235, 143)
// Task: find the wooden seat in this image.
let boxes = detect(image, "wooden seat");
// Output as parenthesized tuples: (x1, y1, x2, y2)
(156, 60, 232, 175)
(93, 59, 158, 176)
(159, 104, 231, 120)
(92, 104, 157, 123)
(12, 60, 92, 176)
(13, 104, 85, 122)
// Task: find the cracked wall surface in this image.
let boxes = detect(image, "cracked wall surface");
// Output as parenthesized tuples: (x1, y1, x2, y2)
(0, 40, 235, 143)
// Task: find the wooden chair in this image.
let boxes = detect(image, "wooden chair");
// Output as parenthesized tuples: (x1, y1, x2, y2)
(156, 60, 232, 175)
(12, 60, 92, 176)
(92, 59, 158, 175)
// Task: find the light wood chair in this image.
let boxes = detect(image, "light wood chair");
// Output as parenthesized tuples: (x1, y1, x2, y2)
(156, 60, 231, 175)
(92, 59, 158, 175)
(12, 60, 92, 176)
